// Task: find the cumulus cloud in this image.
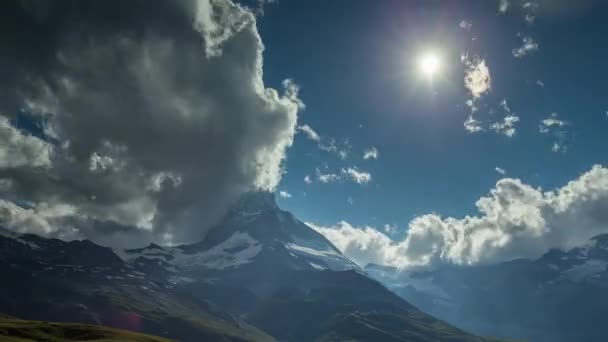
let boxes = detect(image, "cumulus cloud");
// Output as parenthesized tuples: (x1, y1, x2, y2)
(363, 147, 378, 160)
(463, 55, 492, 99)
(0, 116, 53, 169)
(0, 0, 302, 246)
(314, 165, 608, 268)
(310, 221, 408, 267)
(512, 36, 539, 58)
(304, 175, 312, 184)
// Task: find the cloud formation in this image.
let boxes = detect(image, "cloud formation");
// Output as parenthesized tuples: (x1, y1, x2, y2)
(463, 55, 492, 99)
(314, 167, 372, 185)
(0, 117, 53, 169)
(297, 123, 350, 159)
(513, 36, 539, 58)
(499, 0, 510, 14)
(539, 113, 569, 152)
(363, 147, 378, 160)
(278, 190, 292, 199)
(464, 115, 483, 133)
(314, 165, 608, 268)
(0, 0, 301, 246)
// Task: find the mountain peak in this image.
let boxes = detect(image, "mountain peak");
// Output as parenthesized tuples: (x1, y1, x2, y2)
(229, 191, 277, 215)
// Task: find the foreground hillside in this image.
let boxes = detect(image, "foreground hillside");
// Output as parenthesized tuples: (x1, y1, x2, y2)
(0, 314, 170, 341)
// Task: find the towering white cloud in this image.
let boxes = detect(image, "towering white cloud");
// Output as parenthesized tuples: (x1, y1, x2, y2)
(314, 166, 608, 268)
(0, 0, 301, 246)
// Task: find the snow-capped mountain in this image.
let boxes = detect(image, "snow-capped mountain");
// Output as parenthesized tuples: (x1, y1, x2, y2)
(120, 192, 359, 275)
(366, 234, 608, 342)
(0, 192, 498, 342)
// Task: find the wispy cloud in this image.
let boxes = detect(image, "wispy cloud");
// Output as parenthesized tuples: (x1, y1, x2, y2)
(278, 190, 292, 199)
(297, 124, 321, 141)
(342, 167, 372, 184)
(495, 167, 506, 175)
(363, 147, 378, 160)
(297, 123, 351, 159)
(513, 36, 539, 58)
(539, 113, 569, 153)
(498, 0, 509, 14)
(459, 20, 472, 31)
(490, 99, 520, 137)
(315, 167, 372, 185)
(464, 115, 483, 133)
(539, 113, 567, 133)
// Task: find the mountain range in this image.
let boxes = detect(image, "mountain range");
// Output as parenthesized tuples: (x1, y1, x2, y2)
(366, 234, 608, 342)
(0, 192, 499, 341)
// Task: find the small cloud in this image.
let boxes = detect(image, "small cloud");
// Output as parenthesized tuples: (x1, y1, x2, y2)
(523, 2, 539, 10)
(495, 167, 507, 175)
(539, 113, 567, 133)
(304, 175, 312, 184)
(498, 0, 509, 14)
(316, 169, 341, 183)
(384, 224, 397, 234)
(539, 113, 570, 152)
(363, 147, 378, 160)
(524, 14, 535, 24)
(536, 80, 545, 88)
(341, 167, 372, 184)
(297, 124, 321, 142)
(513, 36, 539, 58)
(463, 55, 492, 99)
(491, 115, 520, 137)
(315, 166, 372, 185)
(464, 115, 483, 133)
(278, 190, 292, 199)
(347, 196, 354, 205)
(552, 142, 567, 153)
(459, 20, 472, 31)
(298, 124, 350, 159)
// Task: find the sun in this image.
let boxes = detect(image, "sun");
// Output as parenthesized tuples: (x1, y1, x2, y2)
(418, 52, 441, 77)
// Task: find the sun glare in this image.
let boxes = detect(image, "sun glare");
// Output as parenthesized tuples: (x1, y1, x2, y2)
(419, 53, 441, 77)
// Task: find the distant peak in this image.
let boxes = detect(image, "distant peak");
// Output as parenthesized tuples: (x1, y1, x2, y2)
(231, 191, 278, 214)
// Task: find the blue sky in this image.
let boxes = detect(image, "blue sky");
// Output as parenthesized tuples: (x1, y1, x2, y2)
(251, 0, 608, 235)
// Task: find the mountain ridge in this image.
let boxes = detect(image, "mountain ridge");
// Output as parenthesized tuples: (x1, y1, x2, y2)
(366, 232, 608, 342)
(0, 191, 503, 342)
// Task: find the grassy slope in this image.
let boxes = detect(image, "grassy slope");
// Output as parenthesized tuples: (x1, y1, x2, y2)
(0, 314, 171, 342)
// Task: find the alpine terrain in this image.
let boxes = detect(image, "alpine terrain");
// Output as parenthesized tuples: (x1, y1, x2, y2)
(1, 192, 501, 341)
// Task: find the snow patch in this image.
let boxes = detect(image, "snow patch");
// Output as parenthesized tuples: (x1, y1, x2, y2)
(174, 232, 262, 270)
